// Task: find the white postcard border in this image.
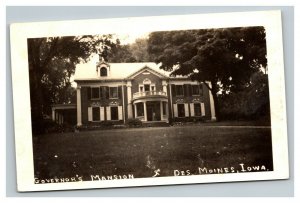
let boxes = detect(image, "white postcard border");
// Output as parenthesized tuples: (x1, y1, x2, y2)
(10, 10, 289, 192)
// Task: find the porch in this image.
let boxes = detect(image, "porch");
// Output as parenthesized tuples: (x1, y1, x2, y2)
(133, 100, 169, 122)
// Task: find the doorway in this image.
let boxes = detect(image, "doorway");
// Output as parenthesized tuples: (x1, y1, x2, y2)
(146, 101, 161, 121)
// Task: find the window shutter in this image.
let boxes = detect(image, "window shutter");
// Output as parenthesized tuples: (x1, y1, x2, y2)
(118, 86, 122, 99)
(100, 107, 105, 121)
(183, 84, 187, 97)
(100, 86, 104, 99)
(106, 106, 111, 120)
(173, 104, 178, 117)
(118, 106, 123, 120)
(201, 102, 205, 116)
(171, 84, 176, 97)
(184, 103, 189, 117)
(87, 87, 91, 100)
(106, 86, 110, 99)
(187, 84, 192, 96)
(190, 103, 195, 117)
(88, 107, 93, 121)
(200, 84, 203, 96)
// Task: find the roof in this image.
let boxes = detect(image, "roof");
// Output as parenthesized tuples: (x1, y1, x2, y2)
(74, 61, 186, 81)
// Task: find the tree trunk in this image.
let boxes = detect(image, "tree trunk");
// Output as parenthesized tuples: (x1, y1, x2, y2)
(29, 66, 45, 134)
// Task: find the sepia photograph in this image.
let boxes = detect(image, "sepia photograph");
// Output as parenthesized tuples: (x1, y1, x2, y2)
(10, 10, 289, 191)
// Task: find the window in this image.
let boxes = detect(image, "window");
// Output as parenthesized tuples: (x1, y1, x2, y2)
(144, 84, 150, 91)
(111, 106, 118, 120)
(92, 107, 100, 121)
(136, 103, 144, 117)
(192, 85, 200, 95)
(151, 85, 155, 91)
(109, 87, 118, 98)
(139, 86, 143, 92)
(194, 103, 201, 116)
(178, 103, 185, 117)
(175, 85, 184, 96)
(91, 87, 100, 99)
(100, 67, 107, 76)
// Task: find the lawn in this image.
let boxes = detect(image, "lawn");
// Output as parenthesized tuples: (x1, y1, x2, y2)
(32, 124, 273, 182)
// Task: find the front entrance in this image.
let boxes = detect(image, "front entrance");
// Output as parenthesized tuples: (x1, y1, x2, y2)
(146, 101, 161, 121)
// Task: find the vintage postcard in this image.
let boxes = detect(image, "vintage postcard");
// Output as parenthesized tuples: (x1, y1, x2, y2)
(10, 10, 289, 192)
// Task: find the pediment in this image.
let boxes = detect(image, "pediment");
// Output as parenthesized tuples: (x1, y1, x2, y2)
(126, 66, 167, 79)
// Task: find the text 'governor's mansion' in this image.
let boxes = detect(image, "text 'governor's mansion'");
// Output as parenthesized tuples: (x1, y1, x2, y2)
(71, 58, 217, 126)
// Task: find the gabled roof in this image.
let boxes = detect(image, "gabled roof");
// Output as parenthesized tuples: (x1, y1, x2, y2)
(126, 65, 168, 79)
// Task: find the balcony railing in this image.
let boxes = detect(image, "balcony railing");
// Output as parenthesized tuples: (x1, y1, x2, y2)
(132, 91, 167, 100)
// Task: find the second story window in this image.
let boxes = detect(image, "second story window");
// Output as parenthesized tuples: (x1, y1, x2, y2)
(175, 85, 184, 96)
(192, 85, 200, 95)
(100, 67, 107, 77)
(109, 87, 118, 98)
(144, 84, 150, 91)
(91, 87, 100, 99)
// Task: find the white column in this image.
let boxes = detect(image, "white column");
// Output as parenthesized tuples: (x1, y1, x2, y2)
(207, 82, 216, 121)
(166, 102, 169, 122)
(169, 84, 174, 118)
(134, 103, 137, 118)
(52, 108, 55, 121)
(162, 80, 168, 96)
(160, 101, 163, 121)
(76, 86, 82, 126)
(121, 85, 126, 124)
(143, 102, 147, 121)
(127, 81, 133, 118)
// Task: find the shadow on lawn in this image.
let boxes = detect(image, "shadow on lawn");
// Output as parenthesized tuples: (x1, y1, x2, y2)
(32, 125, 273, 182)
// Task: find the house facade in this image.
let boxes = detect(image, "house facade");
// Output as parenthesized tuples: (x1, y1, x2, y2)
(73, 60, 216, 126)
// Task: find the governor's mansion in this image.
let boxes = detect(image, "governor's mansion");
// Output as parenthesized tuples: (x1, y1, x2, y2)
(52, 59, 216, 126)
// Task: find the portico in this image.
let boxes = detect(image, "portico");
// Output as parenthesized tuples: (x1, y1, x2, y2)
(133, 97, 168, 122)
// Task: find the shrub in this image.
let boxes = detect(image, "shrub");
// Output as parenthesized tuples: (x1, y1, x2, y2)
(100, 121, 115, 127)
(126, 118, 143, 127)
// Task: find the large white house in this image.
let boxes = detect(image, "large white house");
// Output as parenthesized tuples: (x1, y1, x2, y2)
(52, 59, 216, 126)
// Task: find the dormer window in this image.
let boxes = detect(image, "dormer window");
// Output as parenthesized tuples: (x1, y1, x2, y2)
(96, 59, 110, 77)
(100, 67, 107, 77)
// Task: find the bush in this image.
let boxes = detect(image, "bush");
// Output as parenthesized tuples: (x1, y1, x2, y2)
(126, 118, 143, 127)
(100, 121, 115, 127)
(36, 119, 74, 135)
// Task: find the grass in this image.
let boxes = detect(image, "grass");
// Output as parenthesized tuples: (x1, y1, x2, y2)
(33, 123, 273, 182)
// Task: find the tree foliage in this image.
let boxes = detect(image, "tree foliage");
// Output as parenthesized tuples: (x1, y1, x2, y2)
(218, 72, 270, 122)
(28, 35, 118, 134)
(148, 27, 268, 120)
(108, 38, 152, 62)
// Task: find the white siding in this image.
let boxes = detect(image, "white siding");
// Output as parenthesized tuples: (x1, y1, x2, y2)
(190, 103, 195, 117)
(184, 103, 189, 117)
(201, 103, 205, 116)
(100, 107, 105, 121)
(88, 107, 92, 121)
(118, 106, 123, 120)
(106, 106, 111, 120)
(173, 104, 178, 117)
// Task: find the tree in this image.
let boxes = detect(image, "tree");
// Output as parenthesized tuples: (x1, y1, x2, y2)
(218, 72, 270, 121)
(108, 44, 137, 62)
(148, 27, 267, 120)
(27, 35, 117, 133)
(108, 38, 152, 63)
